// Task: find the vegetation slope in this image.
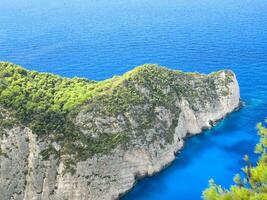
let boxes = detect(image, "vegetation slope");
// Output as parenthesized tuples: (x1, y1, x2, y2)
(0, 62, 233, 173)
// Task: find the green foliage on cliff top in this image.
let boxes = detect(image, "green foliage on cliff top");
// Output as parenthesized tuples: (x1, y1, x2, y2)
(202, 119, 267, 200)
(0, 62, 131, 134)
(0, 62, 234, 173)
(0, 62, 192, 134)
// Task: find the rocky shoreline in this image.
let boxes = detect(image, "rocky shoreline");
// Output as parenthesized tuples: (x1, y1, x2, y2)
(119, 100, 243, 200)
(0, 64, 240, 200)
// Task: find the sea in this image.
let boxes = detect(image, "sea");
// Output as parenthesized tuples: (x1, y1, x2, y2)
(1, 0, 267, 199)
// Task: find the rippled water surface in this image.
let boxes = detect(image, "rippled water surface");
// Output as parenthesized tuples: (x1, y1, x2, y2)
(1, 0, 267, 199)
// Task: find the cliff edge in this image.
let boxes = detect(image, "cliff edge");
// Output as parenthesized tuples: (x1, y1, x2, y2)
(0, 62, 240, 200)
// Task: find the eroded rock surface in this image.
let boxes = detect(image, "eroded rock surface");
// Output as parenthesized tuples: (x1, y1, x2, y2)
(0, 64, 240, 200)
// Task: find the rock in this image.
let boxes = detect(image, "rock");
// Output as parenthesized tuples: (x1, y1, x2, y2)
(0, 65, 240, 200)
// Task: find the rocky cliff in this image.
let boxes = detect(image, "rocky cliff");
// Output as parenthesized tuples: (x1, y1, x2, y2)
(0, 63, 240, 200)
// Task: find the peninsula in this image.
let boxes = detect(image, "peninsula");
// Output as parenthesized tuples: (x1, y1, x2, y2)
(0, 62, 240, 200)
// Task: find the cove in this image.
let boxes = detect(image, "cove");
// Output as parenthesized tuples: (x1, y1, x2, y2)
(1, 0, 267, 199)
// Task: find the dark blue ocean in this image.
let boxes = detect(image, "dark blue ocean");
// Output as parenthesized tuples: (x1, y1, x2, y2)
(1, 0, 267, 199)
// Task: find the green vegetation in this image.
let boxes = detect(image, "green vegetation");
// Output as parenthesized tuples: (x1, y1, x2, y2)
(0, 62, 127, 134)
(202, 119, 267, 200)
(0, 62, 132, 171)
(0, 62, 233, 174)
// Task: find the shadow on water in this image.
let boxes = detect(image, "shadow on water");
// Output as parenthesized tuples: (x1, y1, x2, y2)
(218, 140, 255, 155)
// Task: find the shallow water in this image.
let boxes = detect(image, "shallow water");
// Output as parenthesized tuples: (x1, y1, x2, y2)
(1, 0, 267, 199)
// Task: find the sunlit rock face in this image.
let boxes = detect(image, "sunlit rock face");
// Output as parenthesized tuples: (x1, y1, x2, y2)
(0, 63, 240, 200)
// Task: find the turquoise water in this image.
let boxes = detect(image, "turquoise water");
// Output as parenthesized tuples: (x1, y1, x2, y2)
(1, 0, 267, 199)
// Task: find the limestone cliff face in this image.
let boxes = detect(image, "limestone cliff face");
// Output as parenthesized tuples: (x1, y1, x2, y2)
(0, 66, 240, 200)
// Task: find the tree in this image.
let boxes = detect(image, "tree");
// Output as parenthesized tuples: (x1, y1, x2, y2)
(202, 119, 267, 200)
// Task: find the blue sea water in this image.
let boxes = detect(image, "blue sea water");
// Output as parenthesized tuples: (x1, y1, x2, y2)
(1, 0, 267, 199)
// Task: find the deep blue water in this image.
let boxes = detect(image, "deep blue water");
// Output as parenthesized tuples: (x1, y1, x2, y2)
(1, 0, 267, 199)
